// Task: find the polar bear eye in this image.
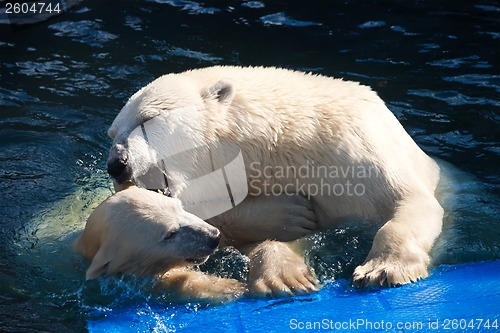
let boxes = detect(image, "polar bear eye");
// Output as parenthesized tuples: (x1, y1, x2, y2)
(161, 231, 176, 242)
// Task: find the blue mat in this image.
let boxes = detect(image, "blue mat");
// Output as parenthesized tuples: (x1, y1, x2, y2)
(88, 261, 500, 332)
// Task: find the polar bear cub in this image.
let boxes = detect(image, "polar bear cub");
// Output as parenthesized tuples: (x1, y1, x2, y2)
(105, 66, 444, 295)
(74, 184, 246, 302)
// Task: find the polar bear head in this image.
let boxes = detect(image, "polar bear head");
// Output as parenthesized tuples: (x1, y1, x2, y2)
(74, 185, 221, 279)
(106, 72, 235, 185)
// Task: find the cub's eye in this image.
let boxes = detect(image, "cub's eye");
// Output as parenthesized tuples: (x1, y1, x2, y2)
(161, 231, 176, 242)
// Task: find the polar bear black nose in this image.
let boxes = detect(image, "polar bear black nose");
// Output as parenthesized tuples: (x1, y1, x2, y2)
(107, 157, 126, 179)
(208, 232, 221, 250)
(107, 143, 132, 184)
(107, 156, 132, 184)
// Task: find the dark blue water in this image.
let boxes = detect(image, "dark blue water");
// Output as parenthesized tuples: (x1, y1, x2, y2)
(1, 1, 499, 331)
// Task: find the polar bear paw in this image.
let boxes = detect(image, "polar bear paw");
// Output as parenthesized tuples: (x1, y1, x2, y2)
(192, 277, 247, 303)
(248, 241, 318, 297)
(216, 194, 318, 246)
(160, 268, 246, 304)
(274, 194, 318, 242)
(351, 256, 429, 288)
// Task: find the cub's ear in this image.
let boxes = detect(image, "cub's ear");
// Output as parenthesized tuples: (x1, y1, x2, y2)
(85, 244, 115, 280)
(202, 79, 235, 104)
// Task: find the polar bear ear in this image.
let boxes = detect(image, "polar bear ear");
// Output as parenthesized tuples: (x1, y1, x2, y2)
(85, 245, 115, 280)
(203, 79, 235, 104)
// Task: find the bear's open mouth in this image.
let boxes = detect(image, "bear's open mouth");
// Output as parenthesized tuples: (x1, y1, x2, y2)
(185, 257, 209, 265)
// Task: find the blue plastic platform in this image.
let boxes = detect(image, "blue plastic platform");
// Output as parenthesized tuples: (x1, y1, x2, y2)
(88, 261, 500, 332)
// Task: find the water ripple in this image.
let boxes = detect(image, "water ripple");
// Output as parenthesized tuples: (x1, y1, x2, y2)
(428, 56, 491, 69)
(124, 16, 143, 31)
(49, 20, 118, 47)
(358, 20, 386, 29)
(408, 89, 500, 106)
(0, 87, 39, 107)
(168, 47, 223, 62)
(260, 12, 322, 27)
(147, 0, 220, 15)
(16, 60, 69, 76)
(241, 1, 265, 9)
(443, 74, 500, 93)
(474, 4, 500, 12)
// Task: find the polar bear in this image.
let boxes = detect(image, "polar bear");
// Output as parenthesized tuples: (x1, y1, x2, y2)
(106, 66, 444, 295)
(74, 183, 246, 303)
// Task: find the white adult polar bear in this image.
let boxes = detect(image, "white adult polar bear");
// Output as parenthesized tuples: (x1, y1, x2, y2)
(107, 66, 444, 295)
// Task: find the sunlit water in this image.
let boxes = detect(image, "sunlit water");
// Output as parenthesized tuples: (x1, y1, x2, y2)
(1, 1, 499, 331)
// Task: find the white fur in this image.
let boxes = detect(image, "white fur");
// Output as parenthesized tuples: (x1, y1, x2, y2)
(74, 186, 221, 279)
(109, 66, 444, 290)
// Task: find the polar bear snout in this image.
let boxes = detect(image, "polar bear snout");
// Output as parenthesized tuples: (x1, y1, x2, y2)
(176, 224, 221, 265)
(107, 143, 132, 184)
(107, 156, 131, 184)
(178, 226, 221, 263)
(180, 223, 221, 253)
(203, 227, 221, 251)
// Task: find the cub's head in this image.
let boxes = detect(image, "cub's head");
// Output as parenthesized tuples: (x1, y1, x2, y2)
(74, 185, 220, 279)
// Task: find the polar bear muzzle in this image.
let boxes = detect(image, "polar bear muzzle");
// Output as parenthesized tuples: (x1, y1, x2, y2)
(107, 142, 132, 184)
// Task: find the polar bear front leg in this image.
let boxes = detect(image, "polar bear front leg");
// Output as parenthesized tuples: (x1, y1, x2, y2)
(244, 240, 318, 297)
(352, 192, 444, 288)
(209, 194, 318, 247)
(159, 268, 246, 304)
